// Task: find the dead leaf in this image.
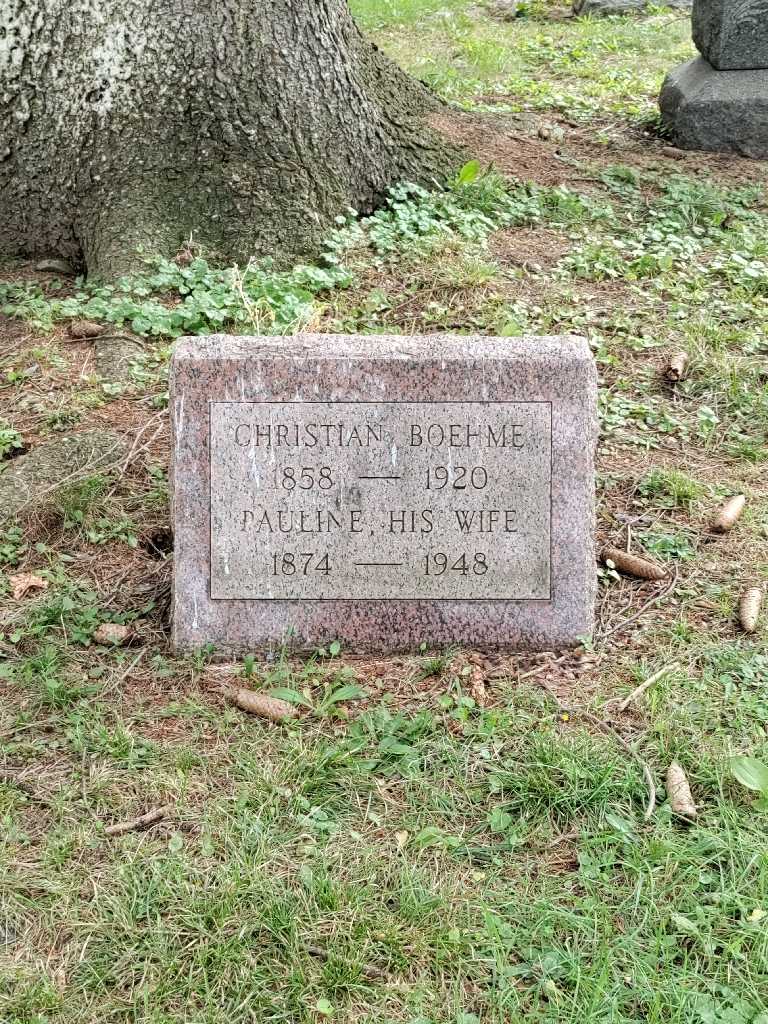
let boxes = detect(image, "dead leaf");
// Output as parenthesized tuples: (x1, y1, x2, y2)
(602, 546, 667, 581)
(470, 672, 489, 707)
(711, 494, 746, 534)
(451, 652, 490, 706)
(667, 762, 697, 820)
(93, 622, 132, 645)
(394, 830, 409, 850)
(226, 687, 298, 723)
(739, 587, 763, 634)
(9, 573, 48, 600)
(444, 717, 465, 736)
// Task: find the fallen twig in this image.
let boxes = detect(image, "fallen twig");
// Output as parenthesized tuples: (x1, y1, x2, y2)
(98, 650, 146, 699)
(599, 568, 679, 642)
(606, 662, 680, 713)
(0, 769, 52, 807)
(517, 653, 571, 681)
(543, 829, 580, 850)
(91, 333, 142, 345)
(539, 679, 656, 821)
(587, 711, 656, 822)
(104, 805, 172, 837)
(118, 409, 167, 475)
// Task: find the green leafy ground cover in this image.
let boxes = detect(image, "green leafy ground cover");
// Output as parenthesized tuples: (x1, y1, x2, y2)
(1, 3, 768, 1022)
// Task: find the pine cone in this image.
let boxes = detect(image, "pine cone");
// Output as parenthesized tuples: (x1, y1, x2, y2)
(711, 495, 746, 534)
(67, 319, 105, 339)
(226, 687, 298, 723)
(739, 588, 763, 634)
(667, 762, 697, 820)
(663, 351, 689, 383)
(602, 546, 667, 581)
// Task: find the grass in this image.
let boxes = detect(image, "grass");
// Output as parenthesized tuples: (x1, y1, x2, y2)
(3, 658, 768, 1022)
(2, 1, 768, 1021)
(352, 0, 694, 125)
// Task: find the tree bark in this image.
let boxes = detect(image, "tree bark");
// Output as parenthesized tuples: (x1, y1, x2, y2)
(0, 0, 456, 278)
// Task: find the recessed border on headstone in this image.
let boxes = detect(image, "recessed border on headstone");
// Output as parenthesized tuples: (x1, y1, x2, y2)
(170, 333, 597, 654)
(208, 399, 554, 602)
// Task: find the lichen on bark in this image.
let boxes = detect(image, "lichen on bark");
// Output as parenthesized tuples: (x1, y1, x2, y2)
(0, 0, 457, 278)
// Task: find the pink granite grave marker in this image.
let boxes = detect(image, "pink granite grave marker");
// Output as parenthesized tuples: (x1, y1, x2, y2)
(170, 333, 597, 653)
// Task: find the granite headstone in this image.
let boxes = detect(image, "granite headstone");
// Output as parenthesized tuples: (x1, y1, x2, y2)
(693, 0, 768, 71)
(660, 0, 768, 156)
(574, 0, 690, 16)
(171, 334, 597, 654)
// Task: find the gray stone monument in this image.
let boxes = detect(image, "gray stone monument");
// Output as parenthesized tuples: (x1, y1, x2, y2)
(170, 334, 597, 654)
(660, 0, 768, 157)
(574, 0, 690, 17)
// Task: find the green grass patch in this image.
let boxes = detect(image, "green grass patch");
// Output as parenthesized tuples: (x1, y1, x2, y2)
(2, 3, 768, 1021)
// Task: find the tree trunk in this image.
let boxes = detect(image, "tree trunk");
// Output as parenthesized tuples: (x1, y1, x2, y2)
(0, 1, 456, 278)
